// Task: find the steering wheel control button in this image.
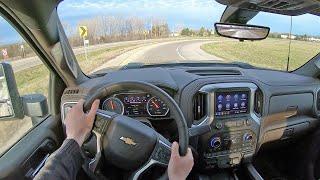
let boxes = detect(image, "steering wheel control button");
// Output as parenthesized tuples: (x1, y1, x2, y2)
(210, 137, 221, 149)
(93, 115, 110, 134)
(154, 143, 171, 165)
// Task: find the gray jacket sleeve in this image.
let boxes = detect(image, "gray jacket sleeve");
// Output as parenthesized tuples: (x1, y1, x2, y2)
(34, 139, 84, 180)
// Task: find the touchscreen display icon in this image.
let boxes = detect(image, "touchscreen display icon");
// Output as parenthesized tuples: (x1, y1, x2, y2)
(234, 94, 239, 100)
(234, 103, 238, 108)
(226, 103, 230, 109)
(226, 95, 231, 101)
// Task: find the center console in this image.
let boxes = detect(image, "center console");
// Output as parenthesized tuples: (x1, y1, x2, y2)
(196, 83, 261, 169)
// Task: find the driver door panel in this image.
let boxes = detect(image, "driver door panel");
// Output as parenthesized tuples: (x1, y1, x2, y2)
(0, 115, 62, 179)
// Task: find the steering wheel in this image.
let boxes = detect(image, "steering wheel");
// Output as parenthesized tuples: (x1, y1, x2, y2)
(82, 81, 189, 180)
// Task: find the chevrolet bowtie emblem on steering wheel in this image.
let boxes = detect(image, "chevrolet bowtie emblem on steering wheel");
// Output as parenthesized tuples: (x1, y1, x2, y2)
(120, 137, 137, 146)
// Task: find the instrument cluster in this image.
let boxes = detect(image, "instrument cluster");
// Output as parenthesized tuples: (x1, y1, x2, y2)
(101, 92, 170, 118)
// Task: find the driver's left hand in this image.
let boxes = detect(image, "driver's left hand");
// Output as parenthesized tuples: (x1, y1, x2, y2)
(65, 99, 100, 146)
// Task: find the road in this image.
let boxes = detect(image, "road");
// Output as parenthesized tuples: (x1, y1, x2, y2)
(9, 38, 183, 72)
(10, 38, 223, 73)
(139, 40, 223, 63)
(94, 39, 223, 72)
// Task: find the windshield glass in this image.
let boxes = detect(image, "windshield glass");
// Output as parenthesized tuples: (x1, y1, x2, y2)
(58, 0, 320, 74)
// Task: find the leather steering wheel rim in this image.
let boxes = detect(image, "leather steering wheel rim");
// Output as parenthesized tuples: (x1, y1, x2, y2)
(83, 81, 189, 156)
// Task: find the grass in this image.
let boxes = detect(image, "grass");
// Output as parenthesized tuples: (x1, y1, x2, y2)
(14, 44, 142, 97)
(15, 65, 50, 97)
(77, 44, 141, 74)
(201, 38, 320, 71)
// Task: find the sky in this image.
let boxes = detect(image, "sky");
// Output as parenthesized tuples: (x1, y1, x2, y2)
(0, 0, 319, 44)
(57, 0, 320, 35)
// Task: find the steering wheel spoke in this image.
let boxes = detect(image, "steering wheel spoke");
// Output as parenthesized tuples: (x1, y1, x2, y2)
(83, 109, 118, 173)
(130, 134, 172, 180)
(87, 130, 102, 172)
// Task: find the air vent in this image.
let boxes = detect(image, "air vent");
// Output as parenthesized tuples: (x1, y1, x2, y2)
(187, 69, 241, 76)
(254, 89, 263, 116)
(193, 93, 207, 120)
(64, 89, 80, 95)
(316, 90, 320, 111)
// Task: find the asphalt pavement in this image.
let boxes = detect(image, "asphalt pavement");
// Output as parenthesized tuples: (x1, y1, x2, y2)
(10, 38, 224, 73)
(9, 38, 178, 72)
(94, 39, 224, 72)
(138, 39, 223, 63)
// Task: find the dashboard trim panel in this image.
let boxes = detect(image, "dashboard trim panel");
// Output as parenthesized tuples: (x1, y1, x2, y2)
(195, 82, 260, 126)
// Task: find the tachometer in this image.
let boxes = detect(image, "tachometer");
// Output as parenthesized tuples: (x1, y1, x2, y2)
(102, 97, 124, 114)
(147, 97, 169, 117)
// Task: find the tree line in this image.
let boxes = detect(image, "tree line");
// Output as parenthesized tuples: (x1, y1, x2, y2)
(63, 16, 171, 47)
(180, 27, 213, 37)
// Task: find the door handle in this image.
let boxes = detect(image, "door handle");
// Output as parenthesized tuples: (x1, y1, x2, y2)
(30, 153, 50, 178)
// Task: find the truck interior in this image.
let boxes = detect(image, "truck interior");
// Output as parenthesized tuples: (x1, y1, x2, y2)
(0, 0, 319, 179)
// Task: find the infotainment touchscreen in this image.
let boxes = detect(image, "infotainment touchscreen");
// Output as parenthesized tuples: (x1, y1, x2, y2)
(215, 91, 249, 116)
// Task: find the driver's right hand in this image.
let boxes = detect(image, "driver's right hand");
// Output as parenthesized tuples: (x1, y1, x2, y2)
(168, 142, 194, 180)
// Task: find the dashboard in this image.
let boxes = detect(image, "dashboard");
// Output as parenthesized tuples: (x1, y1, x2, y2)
(61, 66, 320, 170)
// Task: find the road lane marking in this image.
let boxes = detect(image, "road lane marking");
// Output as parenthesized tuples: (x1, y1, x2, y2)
(176, 44, 186, 61)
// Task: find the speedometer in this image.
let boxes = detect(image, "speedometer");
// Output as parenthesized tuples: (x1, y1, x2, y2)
(147, 97, 169, 117)
(102, 97, 124, 115)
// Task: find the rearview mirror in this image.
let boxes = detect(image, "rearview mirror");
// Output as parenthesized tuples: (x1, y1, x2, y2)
(0, 62, 24, 119)
(214, 23, 270, 41)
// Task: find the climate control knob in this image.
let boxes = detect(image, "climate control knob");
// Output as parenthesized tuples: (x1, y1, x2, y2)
(210, 137, 221, 149)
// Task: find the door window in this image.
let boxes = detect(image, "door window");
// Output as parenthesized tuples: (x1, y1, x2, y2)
(0, 17, 50, 155)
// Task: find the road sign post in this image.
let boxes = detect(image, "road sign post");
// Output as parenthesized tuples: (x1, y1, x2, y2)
(20, 44, 25, 58)
(79, 26, 88, 61)
(83, 36, 88, 61)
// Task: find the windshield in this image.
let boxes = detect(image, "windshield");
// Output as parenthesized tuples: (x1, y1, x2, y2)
(58, 0, 320, 74)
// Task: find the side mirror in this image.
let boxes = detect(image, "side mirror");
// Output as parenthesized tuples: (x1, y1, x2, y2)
(0, 62, 48, 122)
(0, 62, 24, 119)
(214, 23, 270, 41)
